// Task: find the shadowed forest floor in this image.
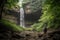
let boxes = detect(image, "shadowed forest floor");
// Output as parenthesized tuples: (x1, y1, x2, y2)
(0, 25, 60, 40)
(0, 21, 60, 40)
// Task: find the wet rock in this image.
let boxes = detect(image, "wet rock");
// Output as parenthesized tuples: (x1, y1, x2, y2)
(12, 32, 25, 39)
(0, 30, 60, 40)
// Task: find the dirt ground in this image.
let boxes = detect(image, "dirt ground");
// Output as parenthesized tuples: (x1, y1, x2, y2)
(0, 29, 60, 40)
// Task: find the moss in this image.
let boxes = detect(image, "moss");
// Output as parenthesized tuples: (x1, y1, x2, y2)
(0, 19, 25, 31)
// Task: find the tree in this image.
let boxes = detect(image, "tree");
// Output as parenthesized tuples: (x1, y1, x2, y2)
(0, 0, 7, 19)
(0, 0, 19, 20)
(32, 0, 60, 31)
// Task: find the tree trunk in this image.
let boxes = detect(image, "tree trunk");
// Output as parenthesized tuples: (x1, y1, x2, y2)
(0, 0, 7, 20)
(0, 6, 4, 20)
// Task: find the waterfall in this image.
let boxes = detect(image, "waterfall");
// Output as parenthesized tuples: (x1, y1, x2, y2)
(18, 0, 25, 27)
(20, 7, 25, 27)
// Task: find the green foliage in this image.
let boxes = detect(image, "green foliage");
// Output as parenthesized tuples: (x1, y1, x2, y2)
(32, 23, 43, 31)
(24, 28, 33, 31)
(32, 0, 60, 31)
(4, 0, 19, 9)
(0, 19, 24, 31)
(23, 0, 41, 13)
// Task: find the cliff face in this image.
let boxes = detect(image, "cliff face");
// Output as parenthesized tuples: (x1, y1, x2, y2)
(2, 9, 19, 25)
(2, 0, 42, 27)
(23, 0, 42, 27)
(23, 0, 42, 13)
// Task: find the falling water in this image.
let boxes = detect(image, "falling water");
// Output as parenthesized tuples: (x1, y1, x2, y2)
(20, 7, 25, 27)
(18, 0, 25, 27)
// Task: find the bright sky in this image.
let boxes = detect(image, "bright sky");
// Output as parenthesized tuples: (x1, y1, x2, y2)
(18, 0, 23, 7)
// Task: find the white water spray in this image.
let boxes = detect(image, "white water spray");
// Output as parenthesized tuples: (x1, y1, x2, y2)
(18, 0, 25, 27)
(20, 8, 25, 27)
